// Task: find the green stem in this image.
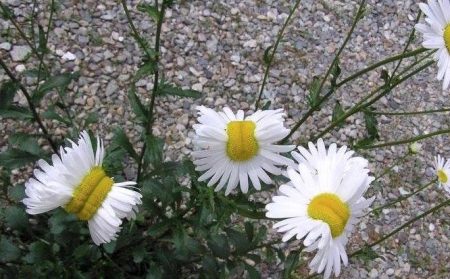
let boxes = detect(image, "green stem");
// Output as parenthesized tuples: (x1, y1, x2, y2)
(311, 0, 367, 105)
(370, 179, 436, 214)
(0, 3, 41, 59)
(120, 0, 155, 60)
(282, 47, 427, 142)
(389, 11, 421, 80)
(255, 0, 302, 110)
(373, 152, 409, 182)
(134, 1, 167, 183)
(310, 59, 434, 142)
(351, 198, 450, 257)
(372, 107, 450, 116)
(359, 128, 450, 150)
(35, 0, 55, 89)
(0, 57, 58, 153)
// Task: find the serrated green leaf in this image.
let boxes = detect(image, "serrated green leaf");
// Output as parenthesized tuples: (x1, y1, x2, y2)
(9, 133, 44, 156)
(5, 206, 28, 231)
(142, 178, 173, 206)
(244, 221, 254, 242)
(73, 244, 90, 259)
(134, 61, 157, 82)
(112, 128, 139, 161)
(37, 24, 47, 54)
(307, 76, 321, 108)
(102, 146, 126, 175)
(330, 60, 341, 87)
(172, 228, 203, 260)
(0, 148, 40, 169)
(0, 106, 33, 120)
(244, 263, 260, 279)
(0, 237, 21, 263)
(42, 108, 71, 125)
(33, 72, 79, 103)
(146, 264, 163, 279)
(158, 83, 202, 99)
(353, 246, 379, 263)
(332, 101, 345, 127)
(24, 242, 51, 264)
(225, 228, 251, 255)
(147, 219, 171, 238)
(103, 241, 116, 254)
(0, 4, 14, 19)
(128, 89, 148, 124)
(137, 3, 160, 22)
(84, 112, 99, 127)
(262, 100, 271, 110)
(132, 245, 146, 263)
(380, 69, 390, 83)
(143, 134, 164, 166)
(201, 255, 218, 275)
(8, 184, 25, 202)
(48, 209, 71, 235)
(207, 234, 230, 259)
(282, 250, 300, 279)
(363, 107, 380, 140)
(354, 137, 376, 149)
(0, 80, 19, 109)
(263, 45, 273, 65)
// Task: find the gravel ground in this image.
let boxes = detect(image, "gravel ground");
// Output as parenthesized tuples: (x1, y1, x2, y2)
(1, 0, 449, 278)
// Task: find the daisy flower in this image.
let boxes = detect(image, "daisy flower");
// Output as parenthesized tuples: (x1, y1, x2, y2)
(433, 155, 450, 193)
(415, 0, 450, 89)
(192, 106, 295, 195)
(23, 131, 142, 245)
(266, 139, 374, 279)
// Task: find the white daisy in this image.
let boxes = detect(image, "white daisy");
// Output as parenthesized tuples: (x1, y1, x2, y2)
(433, 155, 450, 193)
(415, 0, 450, 89)
(23, 131, 142, 245)
(266, 139, 374, 279)
(192, 106, 295, 195)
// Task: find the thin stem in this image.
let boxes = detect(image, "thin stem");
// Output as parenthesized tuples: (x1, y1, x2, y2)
(389, 11, 422, 80)
(282, 47, 427, 142)
(255, 0, 302, 110)
(336, 48, 427, 88)
(370, 179, 436, 214)
(313, 0, 367, 104)
(372, 107, 450, 116)
(310, 59, 434, 142)
(120, 0, 155, 60)
(359, 128, 450, 150)
(351, 198, 449, 257)
(0, 57, 58, 153)
(35, 0, 55, 89)
(133, 1, 167, 182)
(373, 152, 409, 182)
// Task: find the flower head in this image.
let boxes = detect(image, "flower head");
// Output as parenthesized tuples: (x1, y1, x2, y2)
(415, 0, 450, 89)
(23, 131, 142, 245)
(266, 139, 374, 278)
(433, 155, 450, 193)
(192, 106, 295, 195)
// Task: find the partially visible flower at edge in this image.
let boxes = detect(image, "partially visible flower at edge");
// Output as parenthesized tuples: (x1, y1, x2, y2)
(415, 0, 450, 90)
(434, 154, 450, 194)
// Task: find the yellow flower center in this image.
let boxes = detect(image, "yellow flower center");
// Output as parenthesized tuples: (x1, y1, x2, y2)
(65, 166, 114, 221)
(445, 24, 450, 54)
(226, 121, 259, 162)
(437, 169, 448, 184)
(307, 193, 350, 238)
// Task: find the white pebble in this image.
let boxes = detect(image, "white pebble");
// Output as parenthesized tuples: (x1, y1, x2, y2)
(62, 51, 76, 61)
